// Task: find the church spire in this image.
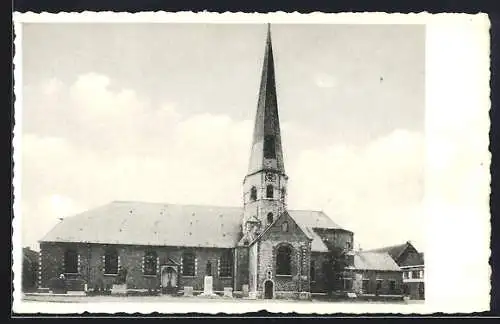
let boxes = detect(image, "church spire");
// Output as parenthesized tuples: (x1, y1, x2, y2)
(247, 24, 285, 176)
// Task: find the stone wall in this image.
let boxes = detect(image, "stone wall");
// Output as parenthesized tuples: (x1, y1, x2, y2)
(255, 211, 311, 298)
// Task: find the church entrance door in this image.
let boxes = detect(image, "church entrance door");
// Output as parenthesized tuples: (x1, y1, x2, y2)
(264, 280, 274, 299)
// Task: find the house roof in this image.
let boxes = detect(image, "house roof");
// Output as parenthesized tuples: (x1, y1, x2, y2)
(40, 201, 348, 251)
(354, 252, 401, 272)
(400, 252, 425, 267)
(365, 242, 413, 261)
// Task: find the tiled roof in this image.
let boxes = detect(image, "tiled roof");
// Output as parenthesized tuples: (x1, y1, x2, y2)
(290, 210, 344, 230)
(400, 252, 425, 267)
(354, 252, 401, 271)
(40, 201, 347, 251)
(365, 242, 410, 261)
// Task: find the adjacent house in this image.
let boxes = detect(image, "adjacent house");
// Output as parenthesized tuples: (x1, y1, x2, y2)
(367, 241, 425, 300)
(351, 251, 403, 296)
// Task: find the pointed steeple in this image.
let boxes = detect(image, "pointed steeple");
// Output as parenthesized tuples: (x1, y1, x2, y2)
(247, 24, 285, 176)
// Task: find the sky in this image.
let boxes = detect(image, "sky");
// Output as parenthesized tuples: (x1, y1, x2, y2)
(20, 23, 425, 252)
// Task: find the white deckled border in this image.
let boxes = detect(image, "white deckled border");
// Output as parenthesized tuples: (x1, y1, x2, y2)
(12, 11, 491, 315)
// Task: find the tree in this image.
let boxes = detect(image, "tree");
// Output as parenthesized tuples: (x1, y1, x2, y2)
(322, 242, 350, 296)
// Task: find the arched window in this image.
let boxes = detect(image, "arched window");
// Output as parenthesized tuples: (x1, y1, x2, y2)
(220, 250, 233, 277)
(267, 212, 274, 224)
(144, 250, 157, 275)
(182, 251, 195, 276)
(206, 261, 212, 276)
(64, 249, 78, 274)
(250, 186, 257, 201)
(282, 221, 289, 232)
(104, 248, 118, 275)
(266, 185, 273, 198)
(276, 244, 292, 275)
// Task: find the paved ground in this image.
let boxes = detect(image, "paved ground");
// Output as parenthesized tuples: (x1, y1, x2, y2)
(22, 294, 425, 304)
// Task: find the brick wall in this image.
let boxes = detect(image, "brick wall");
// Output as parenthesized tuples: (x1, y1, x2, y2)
(40, 242, 235, 292)
(354, 270, 403, 295)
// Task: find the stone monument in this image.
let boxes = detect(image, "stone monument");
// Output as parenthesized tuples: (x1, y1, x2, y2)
(183, 286, 194, 297)
(199, 276, 217, 297)
(223, 287, 233, 298)
(242, 284, 249, 297)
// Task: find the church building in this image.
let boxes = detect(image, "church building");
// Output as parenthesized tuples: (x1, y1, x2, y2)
(37, 25, 360, 300)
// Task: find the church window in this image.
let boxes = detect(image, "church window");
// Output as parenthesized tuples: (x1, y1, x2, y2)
(250, 186, 257, 201)
(376, 279, 383, 292)
(389, 280, 396, 292)
(206, 261, 212, 276)
(310, 260, 316, 282)
(182, 251, 195, 276)
(143, 250, 157, 275)
(263, 135, 276, 159)
(104, 248, 119, 275)
(267, 212, 274, 224)
(64, 249, 78, 274)
(276, 244, 292, 275)
(281, 221, 289, 232)
(220, 250, 233, 277)
(266, 185, 273, 198)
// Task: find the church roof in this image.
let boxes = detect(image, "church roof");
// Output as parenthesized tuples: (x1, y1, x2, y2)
(291, 210, 346, 252)
(354, 252, 402, 272)
(40, 201, 244, 248)
(39, 201, 347, 251)
(247, 24, 285, 176)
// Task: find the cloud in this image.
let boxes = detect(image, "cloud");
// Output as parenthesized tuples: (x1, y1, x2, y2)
(19, 73, 424, 253)
(287, 129, 425, 251)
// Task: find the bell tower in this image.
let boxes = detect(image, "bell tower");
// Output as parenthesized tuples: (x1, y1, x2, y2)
(241, 24, 288, 243)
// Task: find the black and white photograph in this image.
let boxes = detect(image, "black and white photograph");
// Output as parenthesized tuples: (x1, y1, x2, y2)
(12, 12, 491, 314)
